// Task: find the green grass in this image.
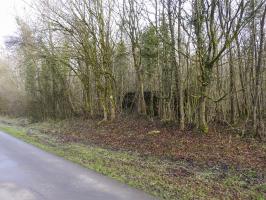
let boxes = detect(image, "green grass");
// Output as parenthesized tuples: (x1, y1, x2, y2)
(0, 124, 181, 199)
(0, 119, 265, 200)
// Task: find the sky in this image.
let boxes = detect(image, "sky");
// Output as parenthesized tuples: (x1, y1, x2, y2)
(0, 0, 32, 47)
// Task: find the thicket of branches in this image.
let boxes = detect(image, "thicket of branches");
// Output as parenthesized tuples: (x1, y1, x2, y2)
(4, 0, 266, 136)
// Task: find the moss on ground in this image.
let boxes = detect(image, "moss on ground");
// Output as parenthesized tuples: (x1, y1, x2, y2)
(0, 117, 265, 200)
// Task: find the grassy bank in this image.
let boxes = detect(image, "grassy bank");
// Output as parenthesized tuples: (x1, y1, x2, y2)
(0, 116, 265, 200)
(0, 120, 182, 199)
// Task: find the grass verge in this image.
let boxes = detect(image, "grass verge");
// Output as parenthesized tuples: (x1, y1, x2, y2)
(0, 123, 180, 199)
(0, 118, 265, 200)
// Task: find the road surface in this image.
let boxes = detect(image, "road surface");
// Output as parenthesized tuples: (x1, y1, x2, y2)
(0, 131, 155, 200)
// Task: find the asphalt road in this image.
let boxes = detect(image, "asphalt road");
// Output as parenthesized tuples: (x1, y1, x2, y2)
(0, 131, 155, 200)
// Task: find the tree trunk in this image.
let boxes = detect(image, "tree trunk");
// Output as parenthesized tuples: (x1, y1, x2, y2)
(167, 0, 185, 129)
(253, 5, 266, 136)
(229, 46, 236, 124)
(235, 37, 248, 116)
(198, 84, 208, 133)
(177, 0, 185, 130)
(136, 71, 146, 115)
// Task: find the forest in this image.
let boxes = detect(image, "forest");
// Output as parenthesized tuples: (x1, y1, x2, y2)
(0, 0, 265, 199)
(0, 0, 265, 136)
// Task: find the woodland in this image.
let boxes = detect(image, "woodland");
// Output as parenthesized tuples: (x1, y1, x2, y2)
(0, 0, 265, 137)
(0, 0, 266, 199)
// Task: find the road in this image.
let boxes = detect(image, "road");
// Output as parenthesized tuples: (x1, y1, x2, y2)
(0, 131, 155, 200)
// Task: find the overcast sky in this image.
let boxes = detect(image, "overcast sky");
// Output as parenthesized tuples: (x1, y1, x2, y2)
(0, 0, 32, 47)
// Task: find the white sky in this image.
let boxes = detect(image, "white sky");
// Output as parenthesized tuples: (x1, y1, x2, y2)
(0, 0, 32, 47)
